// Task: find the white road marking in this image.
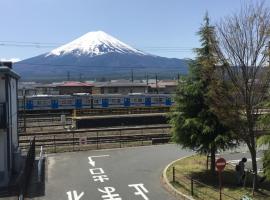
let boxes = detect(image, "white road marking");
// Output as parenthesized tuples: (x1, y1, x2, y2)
(93, 175, 110, 182)
(98, 187, 122, 200)
(66, 191, 84, 200)
(128, 183, 149, 200)
(88, 155, 110, 167)
(89, 168, 105, 175)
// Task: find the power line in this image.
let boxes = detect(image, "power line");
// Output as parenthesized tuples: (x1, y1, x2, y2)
(16, 62, 189, 68)
(0, 40, 195, 51)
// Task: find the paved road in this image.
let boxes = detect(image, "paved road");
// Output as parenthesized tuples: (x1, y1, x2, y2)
(33, 144, 193, 200)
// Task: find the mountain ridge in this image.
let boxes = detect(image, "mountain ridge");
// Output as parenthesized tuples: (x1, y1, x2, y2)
(14, 31, 188, 80)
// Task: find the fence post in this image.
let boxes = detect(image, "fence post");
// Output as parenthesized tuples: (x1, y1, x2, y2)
(54, 135, 56, 153)
(96, 131, 99, 149)
(141, 129, 144, 145)
(72, 132, 75, 151)
(119, 130, 122, 148)
(172, 166, 175, 182)
(191, 178, 194, 196)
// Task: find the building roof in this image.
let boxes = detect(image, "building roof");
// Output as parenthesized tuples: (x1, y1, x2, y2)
(94, 81, 147, 88)
(58, 81, 94, 87)
(149, 80, 178, 88)
(0, 66, 20, 79)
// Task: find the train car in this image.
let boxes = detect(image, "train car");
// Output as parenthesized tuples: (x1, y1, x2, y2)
(18, 93, 174, 111)
(27, 95, 52, 110)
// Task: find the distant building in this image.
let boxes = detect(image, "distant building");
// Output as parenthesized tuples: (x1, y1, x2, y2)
(18, 83, 60, 96)
(148, 80, 178, 94)
(93, 81, 148, 94)
(0, 62, 21, 187)
(56, 81, 93, 95)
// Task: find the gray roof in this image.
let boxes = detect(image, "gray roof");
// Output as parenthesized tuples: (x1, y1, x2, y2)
(94, 81, 148, 88)
(0, 66, 20, 79)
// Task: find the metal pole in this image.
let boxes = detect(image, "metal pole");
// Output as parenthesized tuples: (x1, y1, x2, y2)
(72, 132, 75, 151)
(96, 131, 99, 149)
(191, 178, 194, 196)
(141, 129, 143, 145)
(173, 166, 175, 182)
(219, 171, 222, 200)
(54, 135, 56, 153)
(23, 89, 26, 133)
(119, 130, 121, 148)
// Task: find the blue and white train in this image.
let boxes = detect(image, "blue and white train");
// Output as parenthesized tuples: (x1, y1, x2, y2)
(18, 93, 174, 111)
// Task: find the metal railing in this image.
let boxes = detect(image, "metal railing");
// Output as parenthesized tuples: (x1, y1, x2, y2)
(19, 125, 171, 153)
(18, 137, 36, 200)
(0, 103, 6, 129)
(171, 166, 239, 200)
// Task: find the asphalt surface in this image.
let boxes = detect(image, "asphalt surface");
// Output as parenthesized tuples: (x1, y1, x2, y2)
(28, 144, 264, 200)
(33, 144, 193, 200)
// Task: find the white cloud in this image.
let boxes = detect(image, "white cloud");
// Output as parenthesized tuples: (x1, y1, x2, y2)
(0, 58, 21, 63)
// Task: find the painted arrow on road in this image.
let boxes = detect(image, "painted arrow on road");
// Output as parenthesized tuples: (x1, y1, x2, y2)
(88, 155, 110, 167)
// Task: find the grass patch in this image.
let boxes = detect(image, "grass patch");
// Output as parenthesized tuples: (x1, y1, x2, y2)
(166, 155, 270, 200)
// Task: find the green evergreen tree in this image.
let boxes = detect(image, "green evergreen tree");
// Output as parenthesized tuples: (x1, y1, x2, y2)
(257, 107, 270, 181)
(170, 13, 234, 172)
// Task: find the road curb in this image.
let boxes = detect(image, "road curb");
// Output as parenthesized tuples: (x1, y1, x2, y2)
(161, 155, 195, 200)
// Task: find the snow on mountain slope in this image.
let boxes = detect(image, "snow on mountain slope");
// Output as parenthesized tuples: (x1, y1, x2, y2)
(47, 31, 146, 57)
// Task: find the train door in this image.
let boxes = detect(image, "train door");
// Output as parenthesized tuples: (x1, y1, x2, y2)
(26, 100, 33, 110)
(165, 97, 172, 106)
(75, 99, 82, 109)
(145, 97, 151, 107)
(51, 99, 59, 109)
(124, 97, 130, 107)
(102, 98, 109, 108)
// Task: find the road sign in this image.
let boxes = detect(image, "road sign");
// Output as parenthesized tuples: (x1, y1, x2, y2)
(216, 157, 226, 200)
(79, 137, 87, 145)
(215, 157, 226, 172)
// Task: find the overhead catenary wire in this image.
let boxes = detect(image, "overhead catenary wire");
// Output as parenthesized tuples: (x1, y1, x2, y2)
(0, 40, 195, 52)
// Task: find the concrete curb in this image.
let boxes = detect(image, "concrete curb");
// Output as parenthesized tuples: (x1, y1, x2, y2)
(162, 155, 195, 200)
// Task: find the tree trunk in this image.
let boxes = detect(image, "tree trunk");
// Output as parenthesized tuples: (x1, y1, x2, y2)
(210, 145, 216, 174)
(249, 143, 258, 191)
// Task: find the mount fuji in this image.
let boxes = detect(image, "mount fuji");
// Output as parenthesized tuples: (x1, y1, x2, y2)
(14, 31, 188, 81)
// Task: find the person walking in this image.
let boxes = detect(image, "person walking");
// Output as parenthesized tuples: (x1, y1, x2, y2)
(236, 157, 247, 186)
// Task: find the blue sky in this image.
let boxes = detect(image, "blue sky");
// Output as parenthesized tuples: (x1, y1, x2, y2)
(0, 0, 267, 61)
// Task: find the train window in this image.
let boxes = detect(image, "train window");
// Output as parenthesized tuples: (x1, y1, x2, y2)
(110, 98, 121, 104)
(152, 97, 159, 103)
(36, 100, 49, 106)
(93, 99, 100, 104)
(132, 98, 143, 103)
(159, 97, 165, 102)
(60, 99, 73, 105)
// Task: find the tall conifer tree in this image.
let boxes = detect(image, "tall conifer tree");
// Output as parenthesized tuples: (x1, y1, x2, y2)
(170, 13, 234, 172)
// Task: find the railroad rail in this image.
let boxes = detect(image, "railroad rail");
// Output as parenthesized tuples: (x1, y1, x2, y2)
(19, 125, 171, 153)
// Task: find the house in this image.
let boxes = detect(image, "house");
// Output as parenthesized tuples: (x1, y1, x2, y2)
(56, 81, 93, 95)
(0, 62, 21, 187)
(148, 80, 178, 94)
(93, 80, 149, 94)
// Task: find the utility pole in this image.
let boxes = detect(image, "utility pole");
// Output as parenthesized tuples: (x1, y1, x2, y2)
(155, 74, 158, 94)
(130, 69, 134, 93)
(67, 71, 70, 81)
(79, 73, 82, 82)
(268, 41, 270, 66)
(23, 87, 26, 133)
(131, 69, 134, 82)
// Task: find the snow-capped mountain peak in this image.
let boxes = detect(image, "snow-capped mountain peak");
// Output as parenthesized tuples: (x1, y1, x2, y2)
(47, 31, 146, 57)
